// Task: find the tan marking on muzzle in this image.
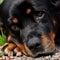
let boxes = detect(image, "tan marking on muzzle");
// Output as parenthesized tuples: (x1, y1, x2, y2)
(41, 34, 55, 52)
(48, 31, 55, 43)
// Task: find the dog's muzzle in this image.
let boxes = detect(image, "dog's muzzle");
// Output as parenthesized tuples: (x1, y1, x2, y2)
(23, 32, 55, 57)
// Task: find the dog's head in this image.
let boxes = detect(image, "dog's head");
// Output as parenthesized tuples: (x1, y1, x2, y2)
(7, 0, 60, 57)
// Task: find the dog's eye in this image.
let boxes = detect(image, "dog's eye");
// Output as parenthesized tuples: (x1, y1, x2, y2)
(36, 11, 45, 19)
(37, 11, 44, 16)
(11, 25, 20, 31)
(35, 11, 45, 23)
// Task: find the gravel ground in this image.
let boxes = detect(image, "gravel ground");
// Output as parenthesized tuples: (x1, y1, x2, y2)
(0, 46, 60, 60)
(5, 51, 60, 60)
(11, 50, 60, 60)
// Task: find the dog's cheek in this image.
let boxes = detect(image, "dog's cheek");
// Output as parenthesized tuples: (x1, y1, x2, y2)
(41, 35, 51, 48)
(41, 34, 55, 51)
(48, 31, 55, 43)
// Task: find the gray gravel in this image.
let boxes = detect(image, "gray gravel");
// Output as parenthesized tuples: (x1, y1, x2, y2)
(11, 46, 60, 60)
(0, 46, 60, 60)
(11, 52, 60, 60)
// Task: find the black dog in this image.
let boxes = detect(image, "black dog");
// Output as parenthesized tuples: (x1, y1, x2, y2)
(0, 0, 60, 57)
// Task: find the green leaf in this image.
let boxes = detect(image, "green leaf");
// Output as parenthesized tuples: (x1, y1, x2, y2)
(0, 29, 6, 46)
(0, 0, 4, 5)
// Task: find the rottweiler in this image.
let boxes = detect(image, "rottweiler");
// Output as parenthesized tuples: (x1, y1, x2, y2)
(0, 0, 60, 57)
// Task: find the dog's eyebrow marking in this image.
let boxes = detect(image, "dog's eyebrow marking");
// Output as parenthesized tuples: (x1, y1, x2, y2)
(12, 18, 18, 23)
(26, 8, 32, 14)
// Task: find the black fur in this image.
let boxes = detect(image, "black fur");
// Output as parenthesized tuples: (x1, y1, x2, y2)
(0, 0, 60, 57)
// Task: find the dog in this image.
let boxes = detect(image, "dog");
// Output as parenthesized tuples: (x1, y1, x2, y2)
(0, 0, 60, 57)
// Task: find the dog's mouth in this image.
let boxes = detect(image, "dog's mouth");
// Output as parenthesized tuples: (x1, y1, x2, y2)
(31, 49, 56, 57)
(24, 41, 56, 57)
(23, 34, 56, 57)
(32, 43, 55, 57)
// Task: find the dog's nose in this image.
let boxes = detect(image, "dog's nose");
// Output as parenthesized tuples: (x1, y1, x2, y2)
(27, 37, 41, 49)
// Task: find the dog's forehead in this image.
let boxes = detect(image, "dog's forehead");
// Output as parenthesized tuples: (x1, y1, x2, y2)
(22, 23, 46, 36)
(22, 25, 35, 36)
(27, 0, 49, 5)
(27, 0, 49, 11)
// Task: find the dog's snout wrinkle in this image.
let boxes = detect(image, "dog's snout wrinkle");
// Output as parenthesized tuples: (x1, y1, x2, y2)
(27, 37, 41, 49)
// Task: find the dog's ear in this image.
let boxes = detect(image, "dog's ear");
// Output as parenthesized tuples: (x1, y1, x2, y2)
(51, 0, 60, 7)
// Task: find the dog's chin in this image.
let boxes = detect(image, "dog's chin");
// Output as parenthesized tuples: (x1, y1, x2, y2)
(31, 49, 56, 57)
(31, 45, 56, 57)
(24, 43, 56, 57)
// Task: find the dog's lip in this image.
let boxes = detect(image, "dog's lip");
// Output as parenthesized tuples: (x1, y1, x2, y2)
(31, 49, 56, 57)
(24, 42, 56, 57)
(31, 42, 56, 57)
